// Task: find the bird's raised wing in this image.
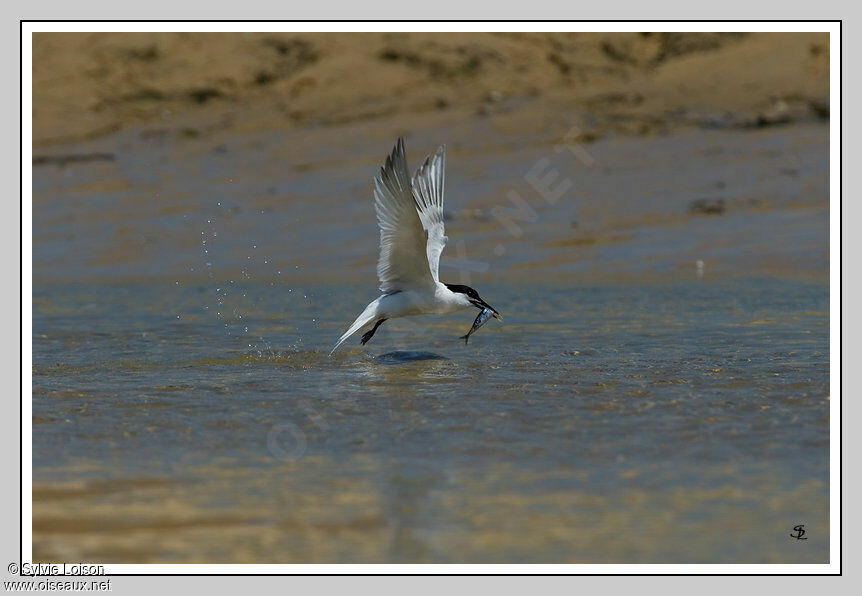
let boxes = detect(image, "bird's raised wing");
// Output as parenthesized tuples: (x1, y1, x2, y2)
(411, 145, 447, 284)
(374, 138, 435, 293)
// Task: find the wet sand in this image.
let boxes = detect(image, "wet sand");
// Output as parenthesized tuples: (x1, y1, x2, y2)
(32, 118, 828, 285)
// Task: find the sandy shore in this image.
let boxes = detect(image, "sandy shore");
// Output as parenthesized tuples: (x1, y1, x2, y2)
(31, 31, 830, 286)
(33, 32, 829, 146)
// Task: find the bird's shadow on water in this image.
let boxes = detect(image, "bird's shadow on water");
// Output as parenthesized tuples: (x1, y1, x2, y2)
(372, 351, 449, 364)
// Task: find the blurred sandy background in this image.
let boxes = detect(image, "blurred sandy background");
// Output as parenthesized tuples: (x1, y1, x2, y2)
(33, 32, 828, 146)
(31, 31, 831, 285)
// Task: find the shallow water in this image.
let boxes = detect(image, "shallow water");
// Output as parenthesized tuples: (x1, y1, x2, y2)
(31, 117, 829, 563)
(32, 277, 828, 563)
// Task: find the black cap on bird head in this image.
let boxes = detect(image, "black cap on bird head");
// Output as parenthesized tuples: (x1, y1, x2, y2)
(444, 284, 502, 320)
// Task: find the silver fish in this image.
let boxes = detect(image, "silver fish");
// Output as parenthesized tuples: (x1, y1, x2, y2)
(461, 307, 499, 344)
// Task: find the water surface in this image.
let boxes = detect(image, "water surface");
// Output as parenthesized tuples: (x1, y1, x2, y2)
(32, 277, 829, 563)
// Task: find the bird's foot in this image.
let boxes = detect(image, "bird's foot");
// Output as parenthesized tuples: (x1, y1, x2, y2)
(361, 318, 387, 345)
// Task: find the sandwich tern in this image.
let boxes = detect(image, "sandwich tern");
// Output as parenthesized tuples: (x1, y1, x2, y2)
(331, 138, 501, 354)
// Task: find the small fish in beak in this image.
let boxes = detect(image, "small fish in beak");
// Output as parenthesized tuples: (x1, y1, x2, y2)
(461, 306, 502, 344)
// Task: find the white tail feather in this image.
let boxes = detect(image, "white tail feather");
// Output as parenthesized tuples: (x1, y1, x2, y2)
(330, 298, 381, 355)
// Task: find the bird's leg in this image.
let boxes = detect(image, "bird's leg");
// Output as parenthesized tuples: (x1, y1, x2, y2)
(360, 318, 387, 345)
